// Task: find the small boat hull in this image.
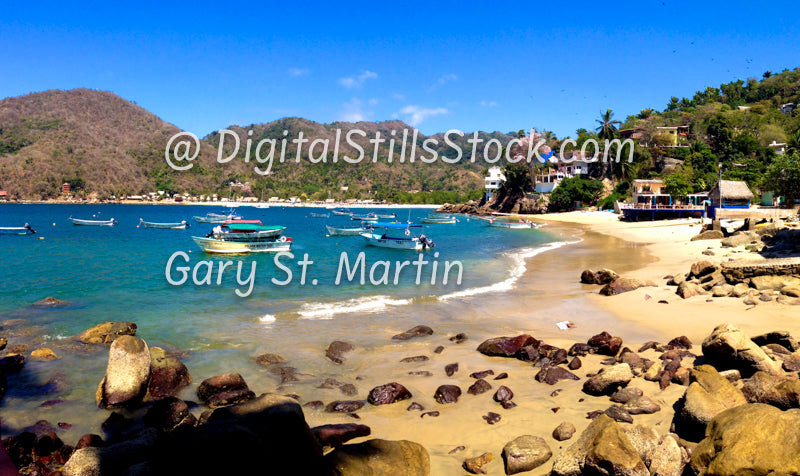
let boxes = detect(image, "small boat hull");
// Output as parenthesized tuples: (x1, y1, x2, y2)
(140, 220, 189, 229)
(488, 220, 539, 229)
(69, 217, 118, 226)
(331, 210, 352, 216)
(360, 232, 424, 250)
(326, 225, 366, 236)
(0, 226, 35, 235)
(192, 236, 292, 253)
(421, 217, 456, 224)
(310, 213, 330, 218)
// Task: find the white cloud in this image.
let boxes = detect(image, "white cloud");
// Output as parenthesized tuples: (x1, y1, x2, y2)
(479, 100, 498, 107)
(338, 70, 378, 88)
(398, 105, 448, 126)
(339, 98, 370, 122)
(288, 68, 309, 77)
(429, 74, 458, 91)
(392, 93, 405, 101)
(368, 98, 379, 106)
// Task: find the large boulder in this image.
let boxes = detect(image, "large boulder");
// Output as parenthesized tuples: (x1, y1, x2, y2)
(691, 403, 800, 475)
(742, 371, 800, 410)
(96, 336, 151, 408)
(196, 373, 254, 408)
(147, 347, 191, 400)
(752, 331, 800, 352)
(367, 383, 412, 405)
(551, 414, 648, 476)
(648, 435, 684, 476)
(325, 439, 430, 476)
(312, 424, 371, 448)
(477, 334, 538, 357)
(580, 269, 619, 285)
(750, 275, 800, 291)
(77, 322, 137, 345)
(326, 341, 355, 364)
(702, 324, 783, 377)
(63, 428, 158, 476)
(721, 231, 760, 248)
(502, 435, 552, 474)
(691, 230, 724, 241)
(599, 278, 653, 296)
(674, 365, 747, 441)
(582, 364, 633, 396)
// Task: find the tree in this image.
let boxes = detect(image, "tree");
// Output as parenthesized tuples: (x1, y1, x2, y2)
(499, 162, 531, 197)
(764, 155, 800, 202)
(595, 109, 621, 140)
(786, 130, 800, 157)
(548, 177, 604, 211)
(663, 173, 693, 201)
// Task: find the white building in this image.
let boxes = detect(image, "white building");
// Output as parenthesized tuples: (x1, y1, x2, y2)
(769, 140, 787, 156)
(535, 159, 588, 193)
(484, 166, 506, 199)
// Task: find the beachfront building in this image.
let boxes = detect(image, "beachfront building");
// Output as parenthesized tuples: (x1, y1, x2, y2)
(708, 180, 753, 218)
(484, 166, 506, 200)
(620, 178, 707, 221)
(534, 157, 587, 193)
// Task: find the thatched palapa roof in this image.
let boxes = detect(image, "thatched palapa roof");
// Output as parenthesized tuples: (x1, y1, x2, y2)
(710, 180, 754, 200)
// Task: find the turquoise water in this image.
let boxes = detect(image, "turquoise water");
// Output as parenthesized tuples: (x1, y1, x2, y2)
(0, 204, 556, 346)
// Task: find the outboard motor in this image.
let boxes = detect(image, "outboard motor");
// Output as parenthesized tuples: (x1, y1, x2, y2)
(420, 234, 434, 249)
(24, 223, 36, 234)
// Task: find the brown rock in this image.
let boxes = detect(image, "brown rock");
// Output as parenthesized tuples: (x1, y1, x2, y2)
(254, 353, 286, 366)
(467, 379, 492, 395)
(367, 383, 412, 405)
(76, 322, 137, 345)
(391, 325, 434, 340)
(434, 385, 461, 404)
(445, 363, 459, 377)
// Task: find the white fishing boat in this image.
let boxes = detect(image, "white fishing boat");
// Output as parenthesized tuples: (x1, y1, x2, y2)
(138, 218, 190, 229)
(194, 210, 242, 223)
(487, 218, 540, 229)
(331, 208, 352, 216)
(69, 217, 118, 226)
(360, 223, 434, 251)
(310, 212, 330, 218)
(326, 224, 370, 236)
(420, 214, 457, 224)
(351, 213, 378, 222)
(0, 223, 36, 235)
(192, 235, 292, 254)
(374, 212, 397, 219)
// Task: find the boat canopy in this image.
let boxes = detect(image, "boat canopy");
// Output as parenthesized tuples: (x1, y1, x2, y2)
(224, 223, 283, 232)
(223, 219, 262, 225)
(370, 222, 422, 228)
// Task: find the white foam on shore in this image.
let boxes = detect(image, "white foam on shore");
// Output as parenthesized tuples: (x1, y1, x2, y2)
(438, 240, 581, 301)
(298, 295, 411, 320)
(259, 314, 276, 323)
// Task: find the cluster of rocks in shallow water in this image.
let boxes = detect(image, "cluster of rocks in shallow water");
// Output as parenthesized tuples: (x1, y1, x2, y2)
(7, 320, 800, 475)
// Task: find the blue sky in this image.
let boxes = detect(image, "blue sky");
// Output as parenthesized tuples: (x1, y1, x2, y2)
(1, 1, 798, 138)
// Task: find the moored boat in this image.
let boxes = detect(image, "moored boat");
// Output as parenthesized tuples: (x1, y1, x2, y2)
(211, 222, 284, 240)
(420, 214, 457, 224)
(310, 212, 330, 218)
(331, 208, 353, 216)
(326, 224, 371, 236)
(487, 218, 540, 229)
(193, 210, 243, 223)
(360, 222, 434, 250)
(69, 217, 118, 226)
(0, 223, 36, 235)
(138, 218, 190, 229)
(374, 212, 397, 219)
(351, 213, 378, 222)
(192, 235, 292, 253)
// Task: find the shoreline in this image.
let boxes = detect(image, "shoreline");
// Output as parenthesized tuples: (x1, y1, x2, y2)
(0, 201, 442, 209)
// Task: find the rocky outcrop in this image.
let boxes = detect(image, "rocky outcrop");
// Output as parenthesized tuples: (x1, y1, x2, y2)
(674, 365, 747, 441)
(147, 347, 190, 400)
(741, 371, 800, 410)
(701, 324, 783, 377)
(580, 269, 619, 285)
(76, 322, 137, 345)
(325, 439, 430, 476)
(96, 336, 151, 408)
(599, 278, 655, 296)
(691, 403, 800, 475)
(476, 334, 538, 357)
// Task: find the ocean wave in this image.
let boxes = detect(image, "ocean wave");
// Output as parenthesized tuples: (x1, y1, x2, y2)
(259, 314, 276, 323)
(298, 295, 411, 319)
(438, 240, 580, 301)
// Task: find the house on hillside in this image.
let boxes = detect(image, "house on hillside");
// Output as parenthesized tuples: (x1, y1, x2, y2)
(768, 140, 787, 156)
(484, 166, 506, 200)
(535, 159, 587, 193)
(0, 191, 8, 201)
(780, 103, 795, 115)
(655, 126, 689, 147)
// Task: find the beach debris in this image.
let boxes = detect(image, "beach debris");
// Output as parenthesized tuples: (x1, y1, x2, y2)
(391, 325, 433, 340)
(325, 400, 365, 413)
(407, 402, 424, 411)
(367, 382, 412, 405)
(483, 412, 501, 424)
(494, 372, 508, 380)
(400, 355, 429, 363)
(408, 371, 433, 377)
(502, 401, 517, 409)
(420, 411, 439, 418)
(582, 363, 633, 396)
(449, 332, 468, 343)
(76, 321, 137, 345)
(658, 299, 669, 304)
(467, 379, 492, 395)
(254, 353, 286, 366)
(551, 407, 560, 413)
(469, 369, 494, 379)
(339, 384, 358, 396)
(463, 452, 493, 474)
(535, 366, 580, 385)
(434, 385, 461, 404)
(503, 435, 552, 474)
(445, 363, 459, 377)
(556, 321, 575, 330)
(448, 445, 465, 454)
(552, 422, 576, 441)
(311, 423, 371, 447)
(325, 340, 354, 364)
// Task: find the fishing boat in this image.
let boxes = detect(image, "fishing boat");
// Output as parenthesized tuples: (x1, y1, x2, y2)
(420, 214, 457, 224)
(487, 218, 540, 229)
(331, 208, 352, 216)
(138, 218, 190, 229)
(374, 212, 397, 219)
(192, 235, 292, 254)
(351, 213, 378, 222)
(212, 222, 285, 240)
(193, 210, 242, 223)
(68, 217, 118, 226)
(310, 212, 330, 218)
(0, 223, 36, 235)
(360, 222, 434, 251)
(326, 224, 371, 236)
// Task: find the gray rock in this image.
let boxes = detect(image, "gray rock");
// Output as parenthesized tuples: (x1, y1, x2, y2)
(502, 435, 552, 474)
(552, 422, 576, 441)
(97, 336, 150, 408)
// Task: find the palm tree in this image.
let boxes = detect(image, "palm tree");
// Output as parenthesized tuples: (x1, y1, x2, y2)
(595, 109, 621, 140)
(787, 130, 800, 157)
